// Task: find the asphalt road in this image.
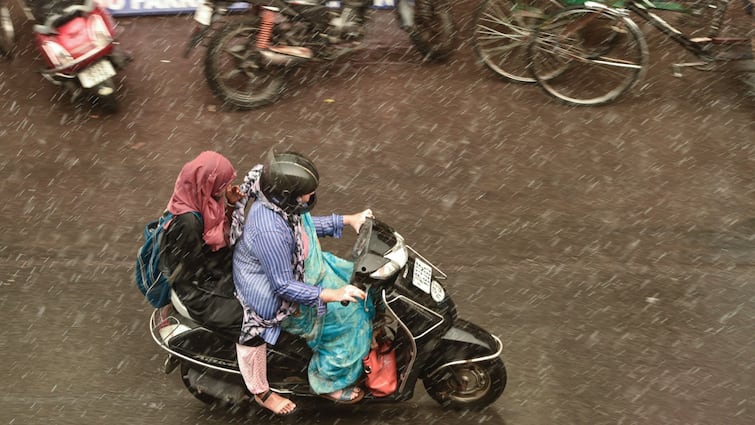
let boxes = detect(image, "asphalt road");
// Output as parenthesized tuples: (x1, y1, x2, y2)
(1, 4, 753, 425)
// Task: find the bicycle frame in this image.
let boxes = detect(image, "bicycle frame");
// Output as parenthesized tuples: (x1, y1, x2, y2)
(581, 0, 744, 76)
(620, 0, 731, 59)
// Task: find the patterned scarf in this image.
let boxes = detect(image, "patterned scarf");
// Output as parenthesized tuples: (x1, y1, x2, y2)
(231, 165, 304, 343)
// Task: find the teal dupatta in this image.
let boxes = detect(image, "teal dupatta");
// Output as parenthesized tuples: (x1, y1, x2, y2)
(281, 213, 374, 394)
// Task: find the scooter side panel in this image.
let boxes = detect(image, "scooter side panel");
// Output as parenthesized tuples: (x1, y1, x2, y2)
(421, 318, 504, 377)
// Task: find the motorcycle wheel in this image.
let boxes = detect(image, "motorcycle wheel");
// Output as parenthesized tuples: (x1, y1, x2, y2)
(0, 3, 15, 58)
(204, 16, 287, 110)
(423, 358, 506, 410)
(410, 0, 457, 61)
(179, 362, 249, 414)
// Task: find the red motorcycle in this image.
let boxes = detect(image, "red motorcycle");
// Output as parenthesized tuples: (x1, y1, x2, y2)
(30, 0, 130, 112)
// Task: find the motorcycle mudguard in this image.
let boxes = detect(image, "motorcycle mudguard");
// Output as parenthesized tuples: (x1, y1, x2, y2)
(422, 318, 503, 378)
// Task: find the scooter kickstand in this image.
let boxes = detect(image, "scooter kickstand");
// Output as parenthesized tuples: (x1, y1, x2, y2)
(164, 355, 179, 374)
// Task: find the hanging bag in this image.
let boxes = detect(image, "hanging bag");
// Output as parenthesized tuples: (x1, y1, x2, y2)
(362, 341, 398, 397)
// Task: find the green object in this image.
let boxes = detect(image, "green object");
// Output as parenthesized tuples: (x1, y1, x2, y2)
(561, 0, 689, 12)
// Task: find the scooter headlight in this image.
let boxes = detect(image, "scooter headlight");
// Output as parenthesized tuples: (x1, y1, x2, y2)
(369, 233, 408, 280)
(42, 41, 74, 67)
(88, 14, 113, 47)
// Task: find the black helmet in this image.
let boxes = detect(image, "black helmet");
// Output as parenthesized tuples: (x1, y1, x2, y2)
(260, 151, 319, 214)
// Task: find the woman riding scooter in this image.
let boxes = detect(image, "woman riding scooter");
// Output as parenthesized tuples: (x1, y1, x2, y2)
(231, 152, 374, 415)
(148, 154, 506, 413)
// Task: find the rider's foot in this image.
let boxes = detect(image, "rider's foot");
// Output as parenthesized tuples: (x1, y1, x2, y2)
(321, 385, 364, 404)
(254, 389, 297, 415)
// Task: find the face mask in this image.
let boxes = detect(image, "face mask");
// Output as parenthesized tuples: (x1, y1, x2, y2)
(292, 193, 317, 214)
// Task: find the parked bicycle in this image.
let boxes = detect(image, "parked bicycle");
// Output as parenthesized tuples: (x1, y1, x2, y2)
(473, 0, 565, 83)
(472, 0, 747, 85)
(527, 0, 752, 105)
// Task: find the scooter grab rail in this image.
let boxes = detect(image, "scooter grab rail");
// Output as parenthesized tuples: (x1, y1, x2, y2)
(40, 42, 112, 74)
(148, 308, 242, 375)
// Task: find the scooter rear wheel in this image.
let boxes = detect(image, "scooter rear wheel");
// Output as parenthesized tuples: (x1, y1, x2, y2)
(179, 362, 250, 415)
(424, 358, 506, 410)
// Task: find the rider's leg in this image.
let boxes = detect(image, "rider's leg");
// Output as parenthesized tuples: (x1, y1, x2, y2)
(236, 342, 297, 415)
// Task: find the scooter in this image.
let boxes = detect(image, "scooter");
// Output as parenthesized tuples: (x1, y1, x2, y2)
(149, 217, 507, 412)
(29, 0, 130, 112)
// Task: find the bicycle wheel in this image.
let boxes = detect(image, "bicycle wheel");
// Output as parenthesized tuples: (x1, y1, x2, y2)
(529, 6, 648, 106)
(473, 0, 563, 83)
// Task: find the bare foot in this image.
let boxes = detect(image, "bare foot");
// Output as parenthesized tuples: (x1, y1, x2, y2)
(322, 386, 364, 404)
(254, 390, 297, 415)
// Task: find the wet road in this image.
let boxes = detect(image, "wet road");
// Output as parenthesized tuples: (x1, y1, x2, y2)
(1, 3, 753, 425)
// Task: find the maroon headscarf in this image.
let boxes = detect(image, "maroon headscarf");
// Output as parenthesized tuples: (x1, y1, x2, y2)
(167, 151, 237, 251)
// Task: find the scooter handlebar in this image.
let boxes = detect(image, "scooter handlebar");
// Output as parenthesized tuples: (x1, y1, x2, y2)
(341, 217, 373, 306)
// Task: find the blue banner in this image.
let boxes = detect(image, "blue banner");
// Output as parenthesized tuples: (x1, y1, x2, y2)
(99, 0, 396, 16)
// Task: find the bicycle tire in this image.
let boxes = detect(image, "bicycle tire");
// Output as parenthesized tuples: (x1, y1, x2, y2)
(473, 0, 563, 83)
(528, 6, 648, 106)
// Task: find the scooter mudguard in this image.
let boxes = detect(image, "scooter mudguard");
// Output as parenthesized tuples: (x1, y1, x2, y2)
(422, 318, 503, 378)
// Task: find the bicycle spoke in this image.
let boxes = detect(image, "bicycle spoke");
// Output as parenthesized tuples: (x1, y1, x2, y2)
(473, 0, 560, 83)
(529, 7, 648, 106)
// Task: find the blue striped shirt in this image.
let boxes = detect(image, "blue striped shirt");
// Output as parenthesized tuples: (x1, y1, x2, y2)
(232, 201, 343, 344)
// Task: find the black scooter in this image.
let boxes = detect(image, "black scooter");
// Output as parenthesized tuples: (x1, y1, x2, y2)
(149, 218, 506, 411)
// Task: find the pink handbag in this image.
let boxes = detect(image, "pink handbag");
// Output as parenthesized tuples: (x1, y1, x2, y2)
(362, 342, 398, 397)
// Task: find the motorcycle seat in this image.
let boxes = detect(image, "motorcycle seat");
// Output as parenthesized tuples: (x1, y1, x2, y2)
(33, 24, 57, 35)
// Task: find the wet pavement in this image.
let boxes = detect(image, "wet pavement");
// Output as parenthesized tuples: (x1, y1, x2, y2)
(1, 3, 753, 425)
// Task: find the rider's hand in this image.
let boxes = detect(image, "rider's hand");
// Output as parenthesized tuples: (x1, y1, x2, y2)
(343, 209, 373, 233)
(320, 285, 366, 304)
(225, 184, 244, 205)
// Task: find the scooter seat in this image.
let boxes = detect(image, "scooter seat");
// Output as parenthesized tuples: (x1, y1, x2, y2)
(170, 289, 196, 322)
(39, 0, 95, 30)
(33, 24, 57, 35)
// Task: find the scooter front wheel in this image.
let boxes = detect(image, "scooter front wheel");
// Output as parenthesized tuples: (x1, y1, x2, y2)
(423, 358, 506, 410)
